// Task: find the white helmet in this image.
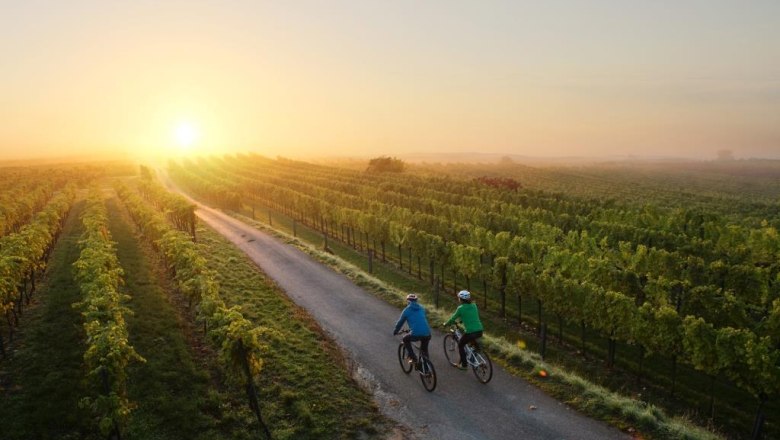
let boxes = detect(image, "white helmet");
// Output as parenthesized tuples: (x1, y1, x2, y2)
(406, 293, 418, 301)
(457, 290, 471, 300)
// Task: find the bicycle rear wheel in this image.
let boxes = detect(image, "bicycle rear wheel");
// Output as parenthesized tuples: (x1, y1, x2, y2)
(442, 334, 459, 367)
(419, 358, 437, 392)
(472, 349, 493, 384)
(398, 343, 413, 374)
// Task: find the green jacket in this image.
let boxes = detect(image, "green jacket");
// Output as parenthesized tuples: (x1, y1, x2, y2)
(444, 302, 483, 333)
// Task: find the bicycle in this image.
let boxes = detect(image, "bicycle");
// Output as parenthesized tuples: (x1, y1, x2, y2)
(443, 325, 493, 384)
(397, 329, 437, 392)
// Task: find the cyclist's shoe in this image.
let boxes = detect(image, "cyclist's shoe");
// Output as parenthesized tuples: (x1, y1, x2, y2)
(407, 356, 417, 364)
(457, 364, 468, 370)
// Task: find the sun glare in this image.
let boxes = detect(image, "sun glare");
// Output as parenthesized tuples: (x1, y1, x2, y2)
(173, 121, 200, 153)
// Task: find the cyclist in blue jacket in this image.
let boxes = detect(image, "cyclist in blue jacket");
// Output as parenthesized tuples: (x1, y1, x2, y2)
(393, 293, 432, 364)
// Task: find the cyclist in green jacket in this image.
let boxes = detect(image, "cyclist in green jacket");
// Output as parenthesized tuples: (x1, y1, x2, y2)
(443, 290, 484, 370)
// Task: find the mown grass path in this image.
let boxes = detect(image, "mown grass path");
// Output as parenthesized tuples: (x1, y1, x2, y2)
(0, 199, 90, 439)
(105, 194, 257, 440)
(196, 220, 389, 439)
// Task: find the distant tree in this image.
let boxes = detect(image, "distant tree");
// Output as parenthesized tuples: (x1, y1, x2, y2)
(366, 156, 405, 173)
(499, 155, 515, 165)
(474, 176, 522, 192)
(716, 149, 735, 161)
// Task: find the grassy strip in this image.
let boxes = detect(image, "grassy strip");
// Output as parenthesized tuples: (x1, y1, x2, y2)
(0, 199, 92, 440)
(230, 210, 724, 440)
(104, 194, 256, 440)
(195, 222, 391, 439)
(74, 189, 145, 437)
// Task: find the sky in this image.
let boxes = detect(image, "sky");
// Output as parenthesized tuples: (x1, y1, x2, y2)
(1, 0, 779, 161)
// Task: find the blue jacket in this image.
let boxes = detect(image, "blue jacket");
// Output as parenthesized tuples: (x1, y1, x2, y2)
(393, 301, 431, 336)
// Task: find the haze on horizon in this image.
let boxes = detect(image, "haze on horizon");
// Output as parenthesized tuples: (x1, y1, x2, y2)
(1, 0, 779, 162)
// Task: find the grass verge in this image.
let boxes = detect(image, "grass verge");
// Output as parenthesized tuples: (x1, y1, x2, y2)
(0, 199, 91, 439)
(195, 221, 391, 440)
(105, 193, 258, 440)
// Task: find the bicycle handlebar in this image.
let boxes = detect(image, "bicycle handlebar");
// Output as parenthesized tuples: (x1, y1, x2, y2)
(445, 323, 464, 332)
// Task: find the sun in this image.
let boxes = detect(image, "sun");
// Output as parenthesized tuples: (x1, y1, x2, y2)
(172, 121, 200, 152)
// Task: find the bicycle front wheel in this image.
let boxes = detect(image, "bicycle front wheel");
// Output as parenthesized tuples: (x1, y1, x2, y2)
(398, 343, 413, 374)
(419, 358, 437, 392)
(443, 334, 459, 367)
(472, 349, 493, 384)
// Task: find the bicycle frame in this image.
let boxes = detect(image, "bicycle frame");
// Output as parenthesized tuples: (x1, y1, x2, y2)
(397, 329, 437, 391)
(398, 329, 430, 362)
(444, 325, 493, 383)
(452, 327, 482, 366)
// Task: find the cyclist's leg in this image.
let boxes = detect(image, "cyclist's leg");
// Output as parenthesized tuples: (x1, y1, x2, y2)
(472, 331, 484, 350)
(460, 332, 482, 364)
(402, 334, 417, 362)
(420, 335, 431, 358)
(457, 335, 470, 367)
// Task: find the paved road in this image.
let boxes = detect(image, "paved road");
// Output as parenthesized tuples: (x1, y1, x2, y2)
(166, 179, 629, 440)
